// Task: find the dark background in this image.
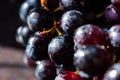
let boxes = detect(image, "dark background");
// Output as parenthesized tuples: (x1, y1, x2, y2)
(0, 1, 37, 79)
(0, 0, 24, 49)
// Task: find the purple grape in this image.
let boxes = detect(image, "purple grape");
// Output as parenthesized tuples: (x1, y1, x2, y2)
(74, 24, 106, 50)
(27, 7, 54, 31)
(16, 25, 34, 46)
(103, 63, 120, 80)
(111, 0, 120, 8)
(35, 58, 56, 80)
(19, 0, 40, 23)
(25, 32, 51, 61)
(108, 24, 120, 53)
(59, 0, 81, 11)
(60, 10, 85, 35)
(73, 45, 112, 77)
(48, 35, 74, 65)
(104, 4, 120, 25)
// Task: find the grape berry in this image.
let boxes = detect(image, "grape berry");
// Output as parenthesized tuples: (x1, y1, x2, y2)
(16, 0, 120, 80)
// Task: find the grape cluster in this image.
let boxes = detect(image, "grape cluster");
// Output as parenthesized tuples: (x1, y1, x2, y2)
(16, 0, 120, 80)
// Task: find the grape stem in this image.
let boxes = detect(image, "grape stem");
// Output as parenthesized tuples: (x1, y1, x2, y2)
(41, 0, 50, 11)
(53, 21, 62, 36)
(40, 21, 62, 36)
(53, 7, 61, 12)
(96, 12, 104, 18)
(41, 0, 61, 12)
(40, 27, 54, 35)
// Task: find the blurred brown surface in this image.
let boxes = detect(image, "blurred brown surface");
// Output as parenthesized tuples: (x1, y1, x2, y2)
(0, 45, 37, 80)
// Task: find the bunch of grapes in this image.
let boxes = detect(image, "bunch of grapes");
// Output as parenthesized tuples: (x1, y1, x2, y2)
(16, 0, 120, 80)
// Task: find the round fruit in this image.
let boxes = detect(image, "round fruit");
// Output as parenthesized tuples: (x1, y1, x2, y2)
(27, 7, 54, 31)
(73, 45, 112, 77)
(48, 35, 74, 65)
(111, 0, 120, 8)
(19, 0, 40, 23)
(59, 0, 81, 11)
(74, 24, 106, 50)
(108, 24, 120, 53)
(103, 63, 120, 80)
(104, 4, 120, 25)
(35, 58, 56, 80)
(25, 32, 51, 61)
(60, 10, 85, 35)
(16, 25, 33, 46)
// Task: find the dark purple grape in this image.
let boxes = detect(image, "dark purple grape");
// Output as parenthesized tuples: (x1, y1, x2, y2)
(59, 0, 81, 11)
(19, 0, 40, 23)
(60, 10, 85, 35)
(16, 25, 34, 46)
(111, 0, 120, 8)
(74, 24, 106, 50)
(103, 63, 120, 80)
(35, 58, 56, 80)
(59, 0, 110, 13)
(27, 7, 54, 31)
(15, 0, 116, 79)
(25, 32, 51, 61)
(73, 45, 112, 77)
(104, 4, 120, 25)
(78, 0, 110, 13)
(48, 35, 74, 65)
(108, 24, 120, 53)
(55, 71, 82, 80)
(41, 0, 59, 11)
